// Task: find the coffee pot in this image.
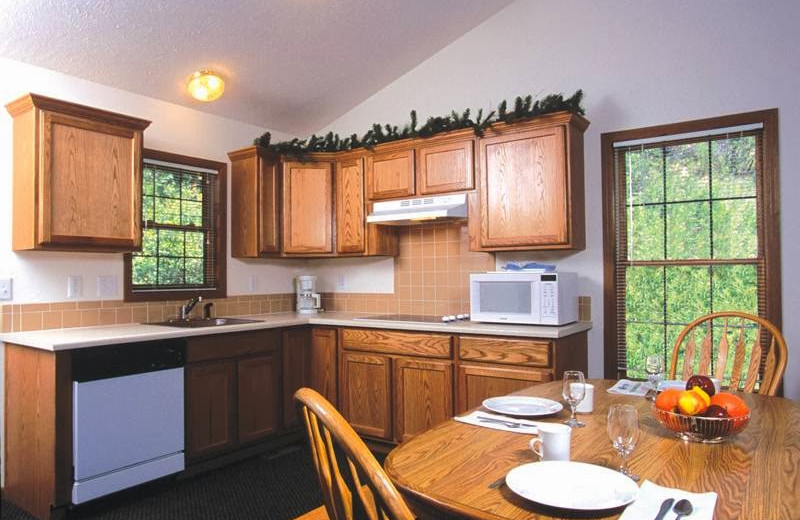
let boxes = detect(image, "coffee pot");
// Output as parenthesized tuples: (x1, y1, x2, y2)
(295, 275, 321, 314)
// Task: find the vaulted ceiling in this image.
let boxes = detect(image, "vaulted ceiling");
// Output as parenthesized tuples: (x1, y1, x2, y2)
(0, 0, 513, 135)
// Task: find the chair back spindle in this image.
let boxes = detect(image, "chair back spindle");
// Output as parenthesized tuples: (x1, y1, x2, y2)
(295, 388, 416, 520)
(669, 311, 787, 396)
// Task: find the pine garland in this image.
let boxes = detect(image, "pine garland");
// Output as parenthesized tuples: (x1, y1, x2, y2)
(254, 89, 584, 161)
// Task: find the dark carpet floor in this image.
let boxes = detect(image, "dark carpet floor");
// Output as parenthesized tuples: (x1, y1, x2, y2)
(2, 445, 324, 520)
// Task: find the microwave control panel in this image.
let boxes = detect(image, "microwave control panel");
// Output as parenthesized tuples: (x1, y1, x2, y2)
(540, 281, 557, 318)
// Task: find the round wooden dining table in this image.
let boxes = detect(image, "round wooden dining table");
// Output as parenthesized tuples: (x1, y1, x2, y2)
(384, 380, 800, 520)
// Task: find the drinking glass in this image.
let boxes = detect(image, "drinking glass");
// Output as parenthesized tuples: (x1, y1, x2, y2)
(645, 354, 665, 401)
(561, 370, 586, 427)
(607, 404, 640, 481)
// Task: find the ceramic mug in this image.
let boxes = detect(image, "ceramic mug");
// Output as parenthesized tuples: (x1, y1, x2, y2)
(576, 383, 595, 413)
(529, 423, 572, 461)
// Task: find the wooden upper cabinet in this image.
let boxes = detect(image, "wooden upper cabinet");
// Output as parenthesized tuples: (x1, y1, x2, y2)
(282, 161, 334, 254)
(416, 136, 474, 195)
(6, 93, 150, 252)
(470, 112, 588, 251)
(366, 147, 415, 200)
(335, 155, 366, 254)
(228, 146, 282, 258)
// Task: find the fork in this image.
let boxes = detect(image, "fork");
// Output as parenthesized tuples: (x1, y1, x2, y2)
(477, 416, 534, 429)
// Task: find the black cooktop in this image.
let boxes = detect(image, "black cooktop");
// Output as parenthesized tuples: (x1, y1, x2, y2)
(353, 314, 446, 324)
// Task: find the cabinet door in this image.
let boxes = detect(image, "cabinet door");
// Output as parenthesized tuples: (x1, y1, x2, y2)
(340, 352, 392, 439)
(417, 139, 474, 195)
(283, 161, 333, 254)
(456, 364, 552, 415)
(394, 358, 453, 442)
(310, 327, 338, 405)
(335, 157, 366, 254)
(366, 148, 415, 200)
(238, 353, 281, 444)
(282, 328, 311, 428)
(186, 361, 236, 460)
(229, 148, 281, 257)
(42, 111, 142, 249)
(476, 125, 569, 248)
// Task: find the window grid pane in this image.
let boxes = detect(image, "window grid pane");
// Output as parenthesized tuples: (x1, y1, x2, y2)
(618, 131, 764, 375)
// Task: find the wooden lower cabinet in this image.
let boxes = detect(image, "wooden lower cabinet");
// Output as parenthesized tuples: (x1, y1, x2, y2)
(310, 327, 338, 404)
(282, 328, 311, 428)
(456, 364, 552, 414)
(186, 361, 237, 459)
(185, 330, 282, 462)
(340, 351, 393, 439)
(238, 354, 281, 443)
(394, 358, 453, 442)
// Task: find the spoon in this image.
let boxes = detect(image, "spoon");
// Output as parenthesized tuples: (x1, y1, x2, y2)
(673, 498, 693, 520)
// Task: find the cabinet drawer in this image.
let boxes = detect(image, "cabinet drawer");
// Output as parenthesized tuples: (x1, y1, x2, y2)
(342, 329, 452, 358)
(187, 330, 280, 363)
(458, 336, 552, 368)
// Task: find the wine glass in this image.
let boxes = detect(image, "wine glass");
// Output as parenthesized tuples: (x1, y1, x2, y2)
(562, 370, 586, 427)
(607, 404, 640, 481)
(645, 354, 665, 401)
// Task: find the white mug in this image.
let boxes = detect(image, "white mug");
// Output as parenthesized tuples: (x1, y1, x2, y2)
(528, 423, 572, 461)
(576, 383, 594, 413)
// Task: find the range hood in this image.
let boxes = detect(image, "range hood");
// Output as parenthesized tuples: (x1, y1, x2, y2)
(366, 194, 468, 226)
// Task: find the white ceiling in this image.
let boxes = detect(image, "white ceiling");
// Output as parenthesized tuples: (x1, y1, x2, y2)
(0, 0, 513, 135)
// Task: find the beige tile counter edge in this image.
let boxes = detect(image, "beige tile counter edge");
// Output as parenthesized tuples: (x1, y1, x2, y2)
(0, 311, 592, 351)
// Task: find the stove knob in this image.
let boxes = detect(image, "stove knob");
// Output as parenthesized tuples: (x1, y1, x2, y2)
(447, 315, 456, 322)
(456, 314, 465, 320)
(462, 314, 470, 320)
(441, 316, 451, 322)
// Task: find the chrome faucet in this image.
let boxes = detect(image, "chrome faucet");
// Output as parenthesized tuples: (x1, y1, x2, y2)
(180, 296, 202, 320)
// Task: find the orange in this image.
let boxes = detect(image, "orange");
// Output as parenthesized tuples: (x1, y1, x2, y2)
(710, 392, 750, 418)
(655, 388, 682, 412)
(677, 388, 710, 416)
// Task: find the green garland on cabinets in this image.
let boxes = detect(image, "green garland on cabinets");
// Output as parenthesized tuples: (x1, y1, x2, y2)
(254, 89, 584, 160)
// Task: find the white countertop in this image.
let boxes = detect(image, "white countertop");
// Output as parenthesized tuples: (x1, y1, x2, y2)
(0, 311, 592, 351)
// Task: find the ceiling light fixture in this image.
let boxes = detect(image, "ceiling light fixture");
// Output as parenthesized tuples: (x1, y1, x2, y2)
(187, 69, 225, 102)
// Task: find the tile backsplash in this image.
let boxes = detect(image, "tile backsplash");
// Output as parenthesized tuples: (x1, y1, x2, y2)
(1, 223, 590, 333)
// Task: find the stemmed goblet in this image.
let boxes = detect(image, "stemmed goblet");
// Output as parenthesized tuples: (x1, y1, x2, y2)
(607, 404, 640, 481)
(562, 370, 586, 428)
(645, 354, 665, 401)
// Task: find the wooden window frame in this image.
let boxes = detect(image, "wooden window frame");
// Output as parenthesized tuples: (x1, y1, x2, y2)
(124, 148, 227, 302)
(601, 109, 781, 380)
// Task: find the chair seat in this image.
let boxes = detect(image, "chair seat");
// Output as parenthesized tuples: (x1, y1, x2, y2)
(294, 504, 329, 520)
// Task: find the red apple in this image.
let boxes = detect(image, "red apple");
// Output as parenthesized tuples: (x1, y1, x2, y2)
(687, 374, 716, 397)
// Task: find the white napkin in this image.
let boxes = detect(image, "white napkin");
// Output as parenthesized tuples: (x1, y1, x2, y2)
(453, 411, 540, 434)
(619, 480, 717, 520)
(607, 379, 649, 396)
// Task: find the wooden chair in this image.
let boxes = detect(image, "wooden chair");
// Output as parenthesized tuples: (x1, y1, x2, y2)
(294, 388, 416, 520)
(669, 311, 787, 396)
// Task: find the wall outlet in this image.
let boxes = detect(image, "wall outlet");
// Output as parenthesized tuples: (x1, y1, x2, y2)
(67, 275, 83, 299)
(248, 275, 258, 293)
(336, 274, 347, 290)
(0, 278, 12, 301)
(97, 276, 118, 298)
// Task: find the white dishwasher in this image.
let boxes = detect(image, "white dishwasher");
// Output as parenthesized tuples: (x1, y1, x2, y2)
(72, 339, 185, 504)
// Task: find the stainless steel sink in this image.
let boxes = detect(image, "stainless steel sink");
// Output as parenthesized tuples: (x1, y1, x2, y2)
(146, 317, 263, 328)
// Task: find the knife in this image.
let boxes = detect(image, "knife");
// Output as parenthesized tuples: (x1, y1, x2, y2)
(654, 498, 675, 520)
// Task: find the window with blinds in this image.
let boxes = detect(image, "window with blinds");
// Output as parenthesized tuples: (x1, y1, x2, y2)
(124, 149, 227, 302)
(601, 110, 781, 380)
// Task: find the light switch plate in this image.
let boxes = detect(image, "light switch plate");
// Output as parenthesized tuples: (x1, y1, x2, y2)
(67, 275, 83, 299)
(97, 276, 118, 298)
(248, 275, 258, 293)
(0, 278, 12, 300)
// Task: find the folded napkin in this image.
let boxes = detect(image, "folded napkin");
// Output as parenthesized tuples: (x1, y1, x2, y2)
(619, 480, 717, 520)
(453, 411, 540, 434)
(607, 379, 649, 396)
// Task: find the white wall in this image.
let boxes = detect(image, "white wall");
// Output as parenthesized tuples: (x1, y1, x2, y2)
(320, 0, 800, 399)
(0, 57, 312, 302)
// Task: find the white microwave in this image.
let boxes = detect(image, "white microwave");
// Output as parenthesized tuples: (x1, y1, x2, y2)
(469, 272, 578, 325)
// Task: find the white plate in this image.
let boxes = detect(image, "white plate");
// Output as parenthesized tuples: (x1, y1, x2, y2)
(505, 461, 639, 510)
(659, 380, 687, 390)
(482, 396, 563, 417)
